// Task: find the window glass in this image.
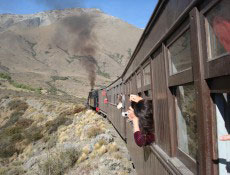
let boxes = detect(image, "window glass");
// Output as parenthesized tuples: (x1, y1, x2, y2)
(143, 64, 151, 86)
(214, 93, 230, 174)
(175, 84, 198, 160)
(168, 30, 192, 74)
(206, 0, 230, 59)
(137, 73, 142, 89)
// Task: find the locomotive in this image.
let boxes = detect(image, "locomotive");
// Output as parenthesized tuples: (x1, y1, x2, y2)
(87, 89, 99, 111)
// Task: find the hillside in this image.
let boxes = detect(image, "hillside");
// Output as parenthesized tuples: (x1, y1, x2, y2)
(0, 8, 143, 98)
(0, 89, 136, 175)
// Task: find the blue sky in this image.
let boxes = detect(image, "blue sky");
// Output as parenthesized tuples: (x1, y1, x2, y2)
(0, 0, 158, 28)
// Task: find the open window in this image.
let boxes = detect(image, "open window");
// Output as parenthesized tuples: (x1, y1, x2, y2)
(165, 20, 198, 172)
(202, 0, 230, 79)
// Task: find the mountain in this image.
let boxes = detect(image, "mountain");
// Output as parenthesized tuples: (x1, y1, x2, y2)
(0, 8, 143, 98)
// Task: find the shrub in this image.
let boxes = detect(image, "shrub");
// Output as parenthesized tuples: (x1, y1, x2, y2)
(46, 134, 58, 149)
(0, 142, 18, 158)
(15, 118, 34, 128)
(7, 100, 28, 112)
(39, 148, 80, 175)
(59, 105, 86, 117)
(3, 166, 25, 175)
(0, 72, 11, 81)
(45, 116, 73, 134)
(86, 126, 104, 138)
(1, 111, 24, 129)
(51, 76, 69, 81)
(10, 80, 36, 91)
(24, 126, 43, 143)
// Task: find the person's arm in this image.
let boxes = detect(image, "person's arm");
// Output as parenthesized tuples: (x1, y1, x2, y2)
(220, 134, 230, 141)
(130, 94, 143, 103)
(128, 107, 147, 147)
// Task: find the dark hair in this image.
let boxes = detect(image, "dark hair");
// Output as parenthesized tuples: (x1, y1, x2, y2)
(131, 100, 153, 134)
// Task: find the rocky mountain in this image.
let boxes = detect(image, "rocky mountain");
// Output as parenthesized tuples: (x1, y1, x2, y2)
(0, 8, 143, 98)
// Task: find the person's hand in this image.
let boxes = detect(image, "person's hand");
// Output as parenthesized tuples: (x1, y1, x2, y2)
(220, 134, 230, 141)
(128, 106, 137, 121)
(130, 94, 143, 103)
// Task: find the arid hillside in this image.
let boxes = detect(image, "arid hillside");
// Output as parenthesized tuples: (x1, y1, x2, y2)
(0, 89, 136, 175)
(0, 8, 143, 98)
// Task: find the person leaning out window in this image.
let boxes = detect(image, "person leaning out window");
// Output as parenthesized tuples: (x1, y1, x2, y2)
(128, 94, 155, 147)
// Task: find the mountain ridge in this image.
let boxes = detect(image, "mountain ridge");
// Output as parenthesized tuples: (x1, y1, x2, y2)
(0, 8, 143, 98)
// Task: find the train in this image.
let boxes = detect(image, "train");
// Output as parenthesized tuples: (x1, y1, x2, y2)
(88, 0, 230, 174)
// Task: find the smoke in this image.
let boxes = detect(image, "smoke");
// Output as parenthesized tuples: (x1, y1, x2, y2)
(55, 14, 98, 89)
(36, 0, 85, 10)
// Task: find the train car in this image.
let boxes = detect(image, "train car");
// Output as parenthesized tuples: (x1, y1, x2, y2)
(90, 0, 230, 174)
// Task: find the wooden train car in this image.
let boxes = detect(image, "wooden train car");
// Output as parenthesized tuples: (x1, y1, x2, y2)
(89, 0, 230, 174)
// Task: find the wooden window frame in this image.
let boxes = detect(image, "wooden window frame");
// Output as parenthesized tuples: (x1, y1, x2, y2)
(166, 24, 193, 87)
(136, 70, 142, 94)
(142, 60, 152, 100)
(164, 19, 198, 173)
(200, 0, 230, 79)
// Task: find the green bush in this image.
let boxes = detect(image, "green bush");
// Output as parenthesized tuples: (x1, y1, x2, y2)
(10, 80, 36, 91)
(0, 73, 11, 81)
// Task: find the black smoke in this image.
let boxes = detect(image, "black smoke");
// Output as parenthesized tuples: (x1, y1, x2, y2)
(35, 0, 85, 10)
(56, 14, 98, 89)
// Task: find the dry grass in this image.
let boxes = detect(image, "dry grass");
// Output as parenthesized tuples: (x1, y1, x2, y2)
(39, 148, 80, 175)
(45, 116, 73, 134)
(24, 124, 43, 143)
(0, 118, 40, 158)
(59, 104, 86, 117)
(86, 126, 104, 138)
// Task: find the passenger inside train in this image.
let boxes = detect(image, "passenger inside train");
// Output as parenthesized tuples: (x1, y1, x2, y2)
(128, 94, 155, 147)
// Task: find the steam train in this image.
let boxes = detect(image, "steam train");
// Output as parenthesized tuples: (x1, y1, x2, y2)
(88, 0, 230, 174)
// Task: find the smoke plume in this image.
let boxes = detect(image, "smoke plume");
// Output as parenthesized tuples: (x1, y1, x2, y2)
(56, 14, 98, 89)
(36, 0, 85, 10)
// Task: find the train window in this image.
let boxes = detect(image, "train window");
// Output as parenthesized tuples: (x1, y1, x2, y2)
(175, 84, 198, 161)
(214, 93, 230, 174)
(137, 72, 142, 90)
(143, 64, 151, 86)
(205, 0, 230, 60)
(168, 29, 192, 75)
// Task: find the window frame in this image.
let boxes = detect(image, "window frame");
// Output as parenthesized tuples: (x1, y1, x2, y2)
(164, 19, 198, 173)
(200, 0, 230, 79)
(166, 24, 194, 87)
(142, 60, 152, 100)
(136, 70, 142, 94)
